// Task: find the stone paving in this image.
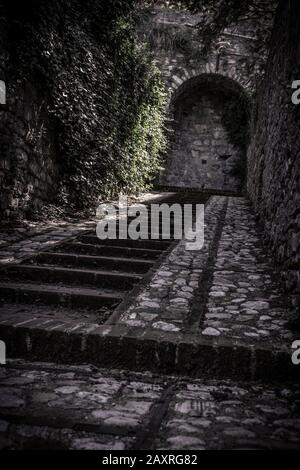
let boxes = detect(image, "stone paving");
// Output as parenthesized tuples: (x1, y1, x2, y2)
(155, 379, 300, 450)
(118, 196, 225, 332)
(0, 361, 299, 450)
(202, 198, 295, 344)
(0, 219, 95, 265)
(0, 193, 172, 266)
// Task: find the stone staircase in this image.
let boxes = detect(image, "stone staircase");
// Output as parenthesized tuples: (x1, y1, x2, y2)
(0, 192, 299, 450)
(0, 192, 208, 356)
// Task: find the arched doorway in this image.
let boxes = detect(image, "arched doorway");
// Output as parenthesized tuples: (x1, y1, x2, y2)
(161, 74, 251, 192)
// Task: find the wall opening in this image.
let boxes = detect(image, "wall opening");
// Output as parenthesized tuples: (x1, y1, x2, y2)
(161, 74, 250, 192)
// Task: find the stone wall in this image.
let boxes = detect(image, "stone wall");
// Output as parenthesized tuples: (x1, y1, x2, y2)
(0, 81, 60, 219)
(161, 77, 246, 191)
(0, 20, 60, 219)
(247, 0, 300, 307)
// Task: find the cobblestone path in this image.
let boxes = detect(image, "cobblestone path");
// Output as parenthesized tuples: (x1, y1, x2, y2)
(0, 193, 299, 449)
(1, 361, 299, 450)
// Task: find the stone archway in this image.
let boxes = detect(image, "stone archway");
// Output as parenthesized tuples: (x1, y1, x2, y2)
(160, 73, 250, 192)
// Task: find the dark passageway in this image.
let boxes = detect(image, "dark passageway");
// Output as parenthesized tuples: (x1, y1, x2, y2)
(161, 74, 250, 193)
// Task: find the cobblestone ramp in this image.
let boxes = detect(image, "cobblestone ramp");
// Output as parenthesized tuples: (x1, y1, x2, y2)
(0, 195, 298, 381)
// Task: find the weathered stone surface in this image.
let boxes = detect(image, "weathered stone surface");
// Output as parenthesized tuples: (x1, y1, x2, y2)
(202, 327, 221, 337)
(119, 196, 225, 331)
(162, 90, 246, 192)
(247, 0, 300, 308)
(0, 73, 60, 219)
(1, 360, 300, 450)
(202, 198, 295, 344)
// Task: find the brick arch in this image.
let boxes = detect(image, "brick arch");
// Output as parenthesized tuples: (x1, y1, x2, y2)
(166, 69, 250, 108)
(166, 66, 207, 107)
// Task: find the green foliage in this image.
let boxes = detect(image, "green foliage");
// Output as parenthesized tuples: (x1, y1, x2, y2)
(3, 0, 167, 208)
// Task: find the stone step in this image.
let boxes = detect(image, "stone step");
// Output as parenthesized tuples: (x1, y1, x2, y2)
(97, 221, 190, 236)
(75, 226, 191, 241)
(0, 282, 123, 310)
(0, 319, 298, 383)
(93, 231, 181, 241)
(1, 265, 142, 290)
(33, 252, 154, 274)
(114, 218, 192, 226)
(0, 302, 112, 324)
(60, 242, 163, 260)
(79, 235, 172, 250)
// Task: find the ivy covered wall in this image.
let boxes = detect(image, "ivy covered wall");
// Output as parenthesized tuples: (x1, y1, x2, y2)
(0, 0, 167, 218)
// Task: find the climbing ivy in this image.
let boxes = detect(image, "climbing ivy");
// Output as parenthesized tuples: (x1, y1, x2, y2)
(3, 0, 167, 209)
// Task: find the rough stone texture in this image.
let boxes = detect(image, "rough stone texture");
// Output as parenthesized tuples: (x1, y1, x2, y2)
(203, 198, 295, 344)
(155, 380, 300, 450)
(0, 361, 159, 450)
(0, 219, 95, 265)
(247, 0, 300, 308)
(0, 361, 299, 450)
(0, 192, 166, 264)
(118, 196, 295, 349)
(163, 89, 245, 191)
(0, 73, 60, 219)
(119, 196, 225, 330)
